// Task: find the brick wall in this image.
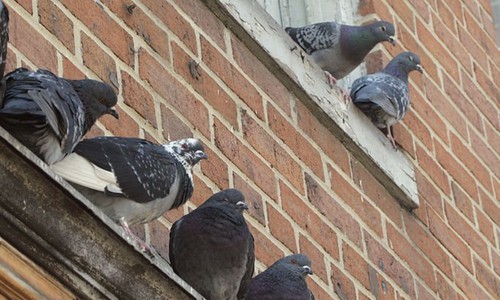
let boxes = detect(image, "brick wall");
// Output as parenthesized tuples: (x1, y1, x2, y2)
(4, 0, 498, 299)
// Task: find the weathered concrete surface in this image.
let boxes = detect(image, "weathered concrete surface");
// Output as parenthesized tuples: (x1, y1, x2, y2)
(0, 127, 204, 300)
(203, 0, 419, 209)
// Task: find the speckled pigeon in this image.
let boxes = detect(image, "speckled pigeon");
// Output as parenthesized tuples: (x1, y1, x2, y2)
(285, 20, 396, 87)
(0, 68, 118, 164)
(0, 1, 9, 79)
(247, 254, 314, 300)
(51, 137, 207, 247)
(350, 51, 423, 147)
(169, 189, 255, 300)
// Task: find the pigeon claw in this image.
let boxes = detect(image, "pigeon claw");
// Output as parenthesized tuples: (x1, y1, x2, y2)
(386, 126, 397, 149)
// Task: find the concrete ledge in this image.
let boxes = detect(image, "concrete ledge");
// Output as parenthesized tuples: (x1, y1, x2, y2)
(203, 0, 419, 209)
(0, 127, 203, 300)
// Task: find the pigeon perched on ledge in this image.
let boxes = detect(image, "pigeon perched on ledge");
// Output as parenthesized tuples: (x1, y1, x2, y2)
(247, 254, 314, 300)
(0, 1, 9, 79)
(350, 51, 423, 148)
(285, 20, 396, 87)
(169, 189, 255, 300)
(0, 68, 118, 164)
(51, 137, 207, 246)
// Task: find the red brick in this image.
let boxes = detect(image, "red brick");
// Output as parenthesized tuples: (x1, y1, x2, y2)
(365, 232, 416, 298)
(453, 261, 491, 300)
(307, 278, 334, 300)
(389, 0, 414, 31)
(213, 118, 277, 199)
(248, 223, 284, 267)
(39, 0, 74, 53)
(409, 0, 430, 23)
(367, 265, 397, 300)
(416, 281, 435, 300)
(445, 203, 489, 261)
(296, 101, 350, 174)
(9, 9, 57, 71)
(13, 0, 32, 14)
(392, 123, 415, 156)
(231, 35, 291, 116)
(159, 105, 193, 141)
(387, 223, 437, 291)
(342, 242, 370, 289)
(435, 271, 461, 300)
(475, 207, 495, 245)
(435, 140, 478, 199)
(139, 48, 210, 138)
(358, 0, 393, 22)
(83, 123, 105, 139)
(4, 47, 17, 75)
(81, 33, 118, 88)
(233, 173, 265, 225)
(299, 234, 327, 283)
(351, 160, 403, 228)
(450, 132, 492, 193)
(469, 128, 499, 179)
(163, 205, 186, 224)
(457, 24, 488, 70)
(241, 110, 303, 191)
(433, 16, 471, 74)
(280, 181, 339, 260)
(492, 249, 500, 276)
(437, 1, 458, 32)
(416, 145, 450, 197)
(305, 173, 362, 247)
(461, 71, 498, 130)
(101, 0, 169, 60)
(474, 64, 500, 112)
(268, 205, 296, 251)
(188, 175, 214, 207)
(404, 211, 453, 277)
(99, 106, 139, 137)
(402, 110, 432, 151)
(411, 93, 448, 144)
(416, 20, 458, 81)
(171, 0, 226, 50)
(199, 146, 229, 190)
(60, 0, 134, 65)
(474, 256, 500, 297)
(122, 71, 156, 127)
(479, 188, 500, 226)
(268, 104, 324, 180)
(480, 8, 497, 41)
(330, 262, 356, 300)
(172, 42, 238, 128)
(451, 182, 474, 222)
(201, 37, 264, 119)
(61, 57, 85, 79)
(329, 166, 382, 237)
(462, 0, 481, 19)
(428, 208, 473, 272)
(148, 219, 170, 259)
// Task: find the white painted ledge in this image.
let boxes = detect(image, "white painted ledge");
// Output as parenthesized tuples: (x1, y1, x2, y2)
(203, 0, 419, 209)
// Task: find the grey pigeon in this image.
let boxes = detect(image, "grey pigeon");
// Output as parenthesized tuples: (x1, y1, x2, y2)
(247, 254, 314, 300)
(169, 189, 255, 299)
(350, 51, 423, 147)
(51, 137, 207, 248)
(0, 68, 118, 164)
(0, 1, 9, 79)
(285, 20, 396, 85)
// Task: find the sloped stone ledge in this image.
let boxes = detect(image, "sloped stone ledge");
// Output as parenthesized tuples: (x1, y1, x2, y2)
(0, 127, 204, 300)
(202, 0, 419, 209)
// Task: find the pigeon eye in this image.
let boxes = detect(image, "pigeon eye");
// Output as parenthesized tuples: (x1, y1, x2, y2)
(381, 26, 386, 32)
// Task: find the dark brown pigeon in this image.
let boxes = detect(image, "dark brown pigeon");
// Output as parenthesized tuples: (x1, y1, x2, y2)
(0, 0, 9, 79)
(350, 51, 423, 147)
(169, 189, 255, 299)
(247, 254, 314, 300)
(0, 68, 118, 164)
(51, 137, 207, 250)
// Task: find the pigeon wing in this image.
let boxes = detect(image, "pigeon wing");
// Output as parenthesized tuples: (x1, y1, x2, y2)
(286, 22, 340, 54)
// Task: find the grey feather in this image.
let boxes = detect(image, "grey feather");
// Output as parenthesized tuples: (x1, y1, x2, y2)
(169, 189, 255, 300)
(247, 254, 314, 300)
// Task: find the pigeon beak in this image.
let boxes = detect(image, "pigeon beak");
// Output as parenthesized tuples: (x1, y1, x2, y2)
(388, 36, 396, 46)
(236, 201, 248, 210)
(416, 64, 423, 73)
(303, 266, 313, 275)
(109, 107, 119, 119)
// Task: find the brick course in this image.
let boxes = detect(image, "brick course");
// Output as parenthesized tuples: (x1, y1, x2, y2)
(4, 0, 498, 298)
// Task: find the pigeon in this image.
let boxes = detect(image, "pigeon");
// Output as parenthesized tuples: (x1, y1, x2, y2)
(246, 254, 314, 300)
(51, 137, 207, 248)
(350, 51, 423, 148)
(169, 189, 255, 300)
(0, 1, 9, 79)
(285, 20, 396, 84)
(0, 68, 118, 164)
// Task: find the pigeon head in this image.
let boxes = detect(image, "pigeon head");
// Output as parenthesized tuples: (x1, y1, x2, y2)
(274, 254, 313, 278)
(69, 79, 119, 126)
(383, 51, 423, 81)
(368, 21, 396, 45)
(203, 188, 248, 212)
(169, 138, 208, 166)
